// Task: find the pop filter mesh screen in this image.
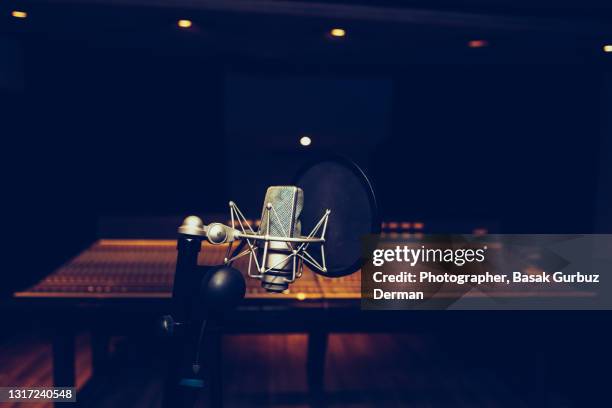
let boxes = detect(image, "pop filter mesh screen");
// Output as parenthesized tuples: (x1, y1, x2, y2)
(296, 160, 377, 277)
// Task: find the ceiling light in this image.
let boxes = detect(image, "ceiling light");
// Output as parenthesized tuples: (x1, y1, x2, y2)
(330, 28, 346, 38)
(11, 10, 27, 19)
(299, 136, 312, 147)
(177, 19, 192, 29)
(468, 40, 488, 48)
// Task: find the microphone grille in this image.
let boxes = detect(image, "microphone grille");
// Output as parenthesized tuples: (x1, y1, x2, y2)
(261, 186, 303, 238)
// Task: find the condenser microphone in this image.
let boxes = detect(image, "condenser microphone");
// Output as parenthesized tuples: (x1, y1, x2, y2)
(259, 186, 304, 292)
(177, 185, 329, 293)
(175, 157, 378, 293)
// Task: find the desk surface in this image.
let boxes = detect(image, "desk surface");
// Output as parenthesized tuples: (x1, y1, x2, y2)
(14, 239, 361, 302)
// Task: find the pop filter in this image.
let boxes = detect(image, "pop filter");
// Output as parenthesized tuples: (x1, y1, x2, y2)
(293, 156, 379, 277)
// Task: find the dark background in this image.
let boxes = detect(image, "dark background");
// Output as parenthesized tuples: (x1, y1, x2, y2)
(1, 0, 611, 405)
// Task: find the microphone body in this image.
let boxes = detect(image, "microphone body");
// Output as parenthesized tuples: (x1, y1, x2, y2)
(259, 186, 304, 292)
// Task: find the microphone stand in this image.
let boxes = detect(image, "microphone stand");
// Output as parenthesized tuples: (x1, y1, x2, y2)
(161, 216, 245, 408)
(162, 234, 205, 408)
(159, 198, 328, 407)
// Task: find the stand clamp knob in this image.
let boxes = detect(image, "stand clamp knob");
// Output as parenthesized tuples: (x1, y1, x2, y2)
(159, 314, 181, 337)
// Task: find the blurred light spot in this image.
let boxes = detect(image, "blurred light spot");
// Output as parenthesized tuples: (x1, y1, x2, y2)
(413, 222, 424, 230)
(296, 292, 306, 301)
(300, 136, 312, 147)
(473, 228, 488, 236)
(468, 40, 488, 48)
(604, 45, 612, 53)
(330, 28, 346, 38)
(177, 19, 193, 29)
(11, 10, 27, 19)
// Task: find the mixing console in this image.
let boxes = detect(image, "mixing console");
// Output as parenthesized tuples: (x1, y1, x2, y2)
(15, 240, 361, 301)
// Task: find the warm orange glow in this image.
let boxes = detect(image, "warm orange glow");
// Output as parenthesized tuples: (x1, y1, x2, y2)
(177, 19, 192, 29)
(604, 45, 612, 53)
(387, 221, 399, 229)
(413, 222, 424, 230)
(296, 292, 306, 301)
(11, 10, 27, 19)
(468, 39, 488, 48)
(330, 28, 346, 38)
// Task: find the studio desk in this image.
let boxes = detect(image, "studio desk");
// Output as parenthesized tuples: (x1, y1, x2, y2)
(11, 239, 369, 404)
(9, 236, 562, 406)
